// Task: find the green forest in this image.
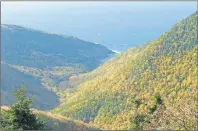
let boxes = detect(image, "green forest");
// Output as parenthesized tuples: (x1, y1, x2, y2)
(52, 12, 198, 130)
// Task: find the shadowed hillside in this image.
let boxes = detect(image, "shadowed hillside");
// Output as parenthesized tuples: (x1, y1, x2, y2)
(1, 63, 59, 110)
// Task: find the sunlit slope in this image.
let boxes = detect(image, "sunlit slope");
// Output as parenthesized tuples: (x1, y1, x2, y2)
(52, 12, 197, 130)
(34, 110, 100, 130)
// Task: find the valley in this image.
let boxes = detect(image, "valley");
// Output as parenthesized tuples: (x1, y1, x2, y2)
(1, 24, 114, 110)
(1, 10, 197, 130)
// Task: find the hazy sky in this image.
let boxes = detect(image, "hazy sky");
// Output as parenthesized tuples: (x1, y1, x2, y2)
(1, 1, 197, 51)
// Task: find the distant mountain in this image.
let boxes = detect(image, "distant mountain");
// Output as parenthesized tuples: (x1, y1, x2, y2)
(52, 12, 197, 130)
(1, 24, 114, 70)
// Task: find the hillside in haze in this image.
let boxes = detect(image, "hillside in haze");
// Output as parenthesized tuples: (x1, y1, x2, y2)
(1, 24, 113, 70)
(1, 62, 59, 110)
(1, 25, 114, 110)
(52, 12, 198, 130)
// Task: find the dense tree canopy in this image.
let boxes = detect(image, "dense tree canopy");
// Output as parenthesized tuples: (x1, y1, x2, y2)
(52, 12, 198, 130)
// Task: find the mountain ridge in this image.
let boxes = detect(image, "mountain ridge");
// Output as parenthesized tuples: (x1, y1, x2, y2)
(1, 24, 114, 70)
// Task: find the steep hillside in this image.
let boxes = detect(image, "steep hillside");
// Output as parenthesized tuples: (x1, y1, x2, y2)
(34, 110, 100, 130)
(1, 24, 113, 70)
(1, 62, 59, 110)
(53, 12, 198, 130)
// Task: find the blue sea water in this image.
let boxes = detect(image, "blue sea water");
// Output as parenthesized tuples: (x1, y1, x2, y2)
(1, 2, 197, 52)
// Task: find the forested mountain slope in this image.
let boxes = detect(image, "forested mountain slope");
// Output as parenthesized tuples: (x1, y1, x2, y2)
(53, 12, 198, 130)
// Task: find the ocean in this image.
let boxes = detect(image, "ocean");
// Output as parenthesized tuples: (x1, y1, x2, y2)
(1, 1, 197, 52)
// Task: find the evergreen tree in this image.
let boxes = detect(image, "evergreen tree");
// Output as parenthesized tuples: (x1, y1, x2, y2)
(0, 86, 44, 130)
(129, 114, 150, 130)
